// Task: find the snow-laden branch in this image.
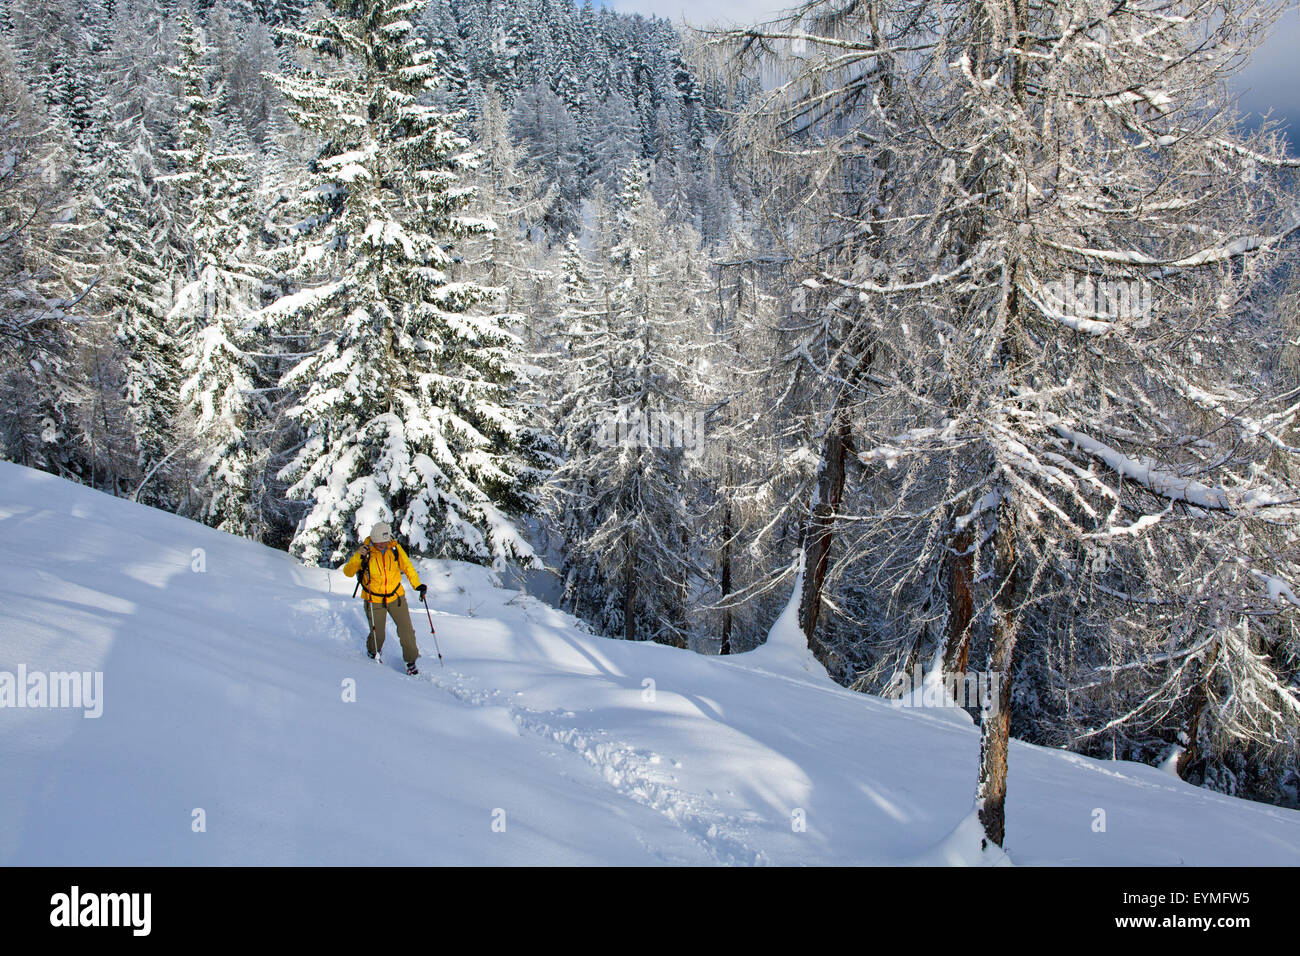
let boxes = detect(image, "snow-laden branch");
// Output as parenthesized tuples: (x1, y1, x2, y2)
(1051, 421, 1295, 514)
(1210, 137, 1300, 170)
(1019, 275, 1116, 336)
(819, 245, 987, 297)
(1041, 213, 1300, 270)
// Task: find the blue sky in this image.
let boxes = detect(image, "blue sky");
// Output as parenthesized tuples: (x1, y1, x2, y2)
(604, 1, 1300, 150)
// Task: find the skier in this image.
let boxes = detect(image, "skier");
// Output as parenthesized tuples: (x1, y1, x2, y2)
(343, 522, 429, 675)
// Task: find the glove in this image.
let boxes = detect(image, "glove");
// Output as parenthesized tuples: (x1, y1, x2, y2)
(417, 584, 428, 599)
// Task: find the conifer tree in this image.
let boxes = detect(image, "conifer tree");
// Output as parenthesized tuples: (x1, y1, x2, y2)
(544, 171, 711, 645)
(174, 124, 268, 536)
(0, 44, 96, 480)
(269, 0, 542, 568)
(100, 127, 184, 506)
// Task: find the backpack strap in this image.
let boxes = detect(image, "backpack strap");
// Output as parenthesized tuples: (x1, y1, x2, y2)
(359, 545, 401, 605)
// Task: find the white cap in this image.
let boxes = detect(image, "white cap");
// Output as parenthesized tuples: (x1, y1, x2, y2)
(370, 522, 392, 543)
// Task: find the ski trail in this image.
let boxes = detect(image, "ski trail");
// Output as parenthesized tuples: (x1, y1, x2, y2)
(421, 668, 769, 866)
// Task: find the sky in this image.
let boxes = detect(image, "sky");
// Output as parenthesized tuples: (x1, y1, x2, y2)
(605, 1, 1300, 151)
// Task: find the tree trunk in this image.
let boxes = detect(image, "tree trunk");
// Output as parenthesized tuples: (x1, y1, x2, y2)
(720, 498, 733, 655)
(976, 506, 1019, 849)
(941, 526, 975, 681)
(976, 0, 1030, 844)
(1176, 636, 1222, 780)
(670, 525, 690, 649)
(622, 540, 636, 642)
(797, 398, 852, 662)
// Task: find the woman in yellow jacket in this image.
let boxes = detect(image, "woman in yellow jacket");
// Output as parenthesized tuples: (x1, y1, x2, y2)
(343, 522, 428, 674)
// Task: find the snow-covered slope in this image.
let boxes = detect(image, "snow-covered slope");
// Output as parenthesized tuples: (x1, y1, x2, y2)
(1, 462, 1297, 865)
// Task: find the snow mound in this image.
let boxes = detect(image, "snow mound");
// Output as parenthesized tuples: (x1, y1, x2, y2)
(910, 810, 1014, 867)
(891, 668, 977, 727)
(741, 553, 834, 685)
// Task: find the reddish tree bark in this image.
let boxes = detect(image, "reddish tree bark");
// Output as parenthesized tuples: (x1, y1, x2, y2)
(942, 526, 976, 681)
(977, 508, 1020, 849)
(797, 401, 852, 662)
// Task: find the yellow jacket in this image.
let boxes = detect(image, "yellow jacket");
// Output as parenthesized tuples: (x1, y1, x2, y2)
(343, 538, 423, 604)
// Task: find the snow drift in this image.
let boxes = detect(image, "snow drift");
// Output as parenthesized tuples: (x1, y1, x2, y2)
(1, 462, 1297, 865)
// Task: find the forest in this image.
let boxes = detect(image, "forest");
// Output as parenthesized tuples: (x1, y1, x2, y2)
(1, 0, 1298, 831)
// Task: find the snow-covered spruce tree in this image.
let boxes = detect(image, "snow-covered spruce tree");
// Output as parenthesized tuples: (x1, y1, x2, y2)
(435, 0, 734, 242)
(172, 127, 270, 537)
(269, 0, 542, 568)
(93, 3, 192, 507)
(161, 8, 210, 299)
(710, 0, 1300, 825)
(165, 10, 277, 536)
(99, 125, 184, 507)
(417, 0, 470, 114)
(542, 172, 711, 646)
(103, 0, 191, 271)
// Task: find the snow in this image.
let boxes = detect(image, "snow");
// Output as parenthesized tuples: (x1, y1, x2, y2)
(1052, 421, 1292, 514)
(955, 490, 1001, 533)
(255, 281, 345, 324)
(741, 554, 835, 686)
(1, 463, 1297, 866)
(1251, 570, 1300, 609)
(1042, 212, 1300, 269)
(910, 809, 1013, 866)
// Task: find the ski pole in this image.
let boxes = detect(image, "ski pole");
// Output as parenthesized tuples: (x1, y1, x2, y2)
(363, 599, 378, 661)
(420, 592, 443, 667)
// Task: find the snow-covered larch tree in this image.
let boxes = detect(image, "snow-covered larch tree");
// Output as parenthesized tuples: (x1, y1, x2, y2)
(709, 0, 1300, 838)
(0, 41, 96, 481)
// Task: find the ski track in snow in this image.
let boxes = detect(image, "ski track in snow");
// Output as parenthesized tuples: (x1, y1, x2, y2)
(419, 665, 769, 866)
